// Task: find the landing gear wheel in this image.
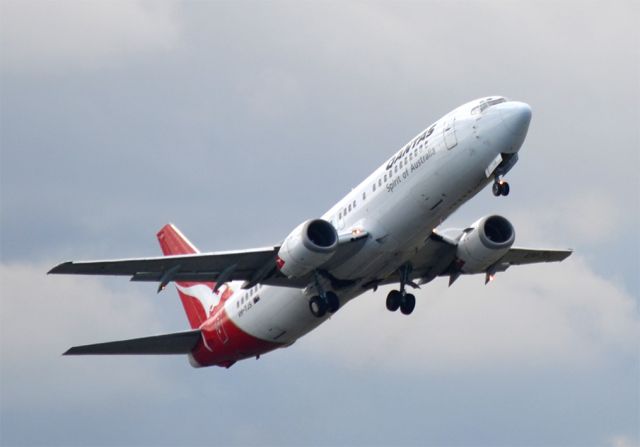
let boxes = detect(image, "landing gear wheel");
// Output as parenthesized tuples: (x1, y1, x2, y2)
(309, 296, 327, 318)
(325, 291, 340, 313)
(400, 294, 416, 315)
(386, 290, 402, 312)
(493, 180, 510, 196)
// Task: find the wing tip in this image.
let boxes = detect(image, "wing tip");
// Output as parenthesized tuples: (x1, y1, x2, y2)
(48, 262, 73, 275)
(62, 347, 78, 356)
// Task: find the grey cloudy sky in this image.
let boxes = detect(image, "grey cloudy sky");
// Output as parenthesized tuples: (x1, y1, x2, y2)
(1, 1, 638, 446)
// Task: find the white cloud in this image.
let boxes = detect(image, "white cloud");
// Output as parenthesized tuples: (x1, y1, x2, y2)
(0, 262, 181, 410)
(300, 256, 639, 375)
(507, 189, 627, 248)
(0, 0, 181, 74)
(609, 434, 640, 447)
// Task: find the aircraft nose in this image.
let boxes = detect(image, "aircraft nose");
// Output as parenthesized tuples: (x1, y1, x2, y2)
(497, 101, 532, 152)
(499, 101, 532, 136)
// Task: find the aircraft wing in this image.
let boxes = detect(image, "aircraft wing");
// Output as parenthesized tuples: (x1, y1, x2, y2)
(390, 231, 573, 287)
(497, 247, 573, 265)
(49, 231, 369, 290)
(64, 329, 202, 355)
(49, 247, 282, 289)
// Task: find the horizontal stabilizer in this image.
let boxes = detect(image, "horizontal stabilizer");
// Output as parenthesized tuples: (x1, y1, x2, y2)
(64, 329, 202, 355)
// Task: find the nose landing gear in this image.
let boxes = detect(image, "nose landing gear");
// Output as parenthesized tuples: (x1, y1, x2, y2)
(492, 177, 510, 196)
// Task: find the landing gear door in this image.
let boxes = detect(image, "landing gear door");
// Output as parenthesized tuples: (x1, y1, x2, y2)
(443, 116, 457, 150)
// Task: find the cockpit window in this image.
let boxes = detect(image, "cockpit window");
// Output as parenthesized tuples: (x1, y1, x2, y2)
(471, 97, 507, 114)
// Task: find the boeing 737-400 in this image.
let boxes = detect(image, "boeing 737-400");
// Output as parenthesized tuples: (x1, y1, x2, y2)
(49, 96, 572, 368)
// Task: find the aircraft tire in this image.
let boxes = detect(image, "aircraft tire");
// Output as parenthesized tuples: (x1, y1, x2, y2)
(500, 182, 510, 196)
(386, 290, 401, 312)
(309, 296, 327, 318)
(492, 182, 502, 197)
(326, 291, 340, 313)
(400, 294, 416, 315)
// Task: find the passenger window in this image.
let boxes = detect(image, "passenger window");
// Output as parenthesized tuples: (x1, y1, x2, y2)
(378, 179, 382, 187)
(348, 204, 352, 212)
(384, 174, 387, 182)
(362, 192, 366, 200)
(399, 160, 403, 168)
(353, 200, 356, 208)
(372, 183, 376, 192)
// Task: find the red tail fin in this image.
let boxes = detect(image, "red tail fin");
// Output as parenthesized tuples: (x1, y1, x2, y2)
(157, 223, 199, 256)
(157, 224, 217, 329)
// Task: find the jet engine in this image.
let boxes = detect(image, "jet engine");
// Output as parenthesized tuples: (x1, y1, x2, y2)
(456, 215, 515, 273)
(277, 219, 338, 278)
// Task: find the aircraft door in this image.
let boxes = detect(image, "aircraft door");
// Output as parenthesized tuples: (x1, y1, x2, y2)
(443, 117, 457, 149)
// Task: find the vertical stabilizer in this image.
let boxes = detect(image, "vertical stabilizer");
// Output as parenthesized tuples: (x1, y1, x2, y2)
(157, 224, 218, 329)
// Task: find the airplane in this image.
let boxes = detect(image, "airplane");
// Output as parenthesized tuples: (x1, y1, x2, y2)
(49, 96, 572, 369)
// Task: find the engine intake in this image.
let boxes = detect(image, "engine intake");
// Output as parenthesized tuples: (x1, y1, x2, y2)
(277, 219, 338, 278)
(456, 215, 515, 273)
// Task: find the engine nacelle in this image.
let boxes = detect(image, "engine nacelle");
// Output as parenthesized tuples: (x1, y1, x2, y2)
(456, 215, 515, 273)
(277, 219, 338, 278)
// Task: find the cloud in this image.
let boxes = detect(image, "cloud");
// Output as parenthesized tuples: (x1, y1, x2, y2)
(504, 188, 626, 248)
(299, 256, 639, 375)
(0, 262, 182, 412)
(609, 435, 640, 447)
(555, 190, 626, 244)
(0, 0, 182, 74)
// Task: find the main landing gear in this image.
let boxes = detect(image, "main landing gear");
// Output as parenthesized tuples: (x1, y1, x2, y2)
(492, 176, 510, 197)
(309, 272, 340, 318)
(386, 263, 417, 315)
(386, 290, 416, 315)
(309, 291, 339, 318)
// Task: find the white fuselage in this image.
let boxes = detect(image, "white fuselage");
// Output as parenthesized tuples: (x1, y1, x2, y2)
(223, 97, 530, 345)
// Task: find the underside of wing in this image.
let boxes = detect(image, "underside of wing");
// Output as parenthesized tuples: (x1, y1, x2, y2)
(49, 246, 282, 288)
(397, 230, 573, 287)
(498, 247, 573, 265)
(49, 228, 371, 290)
(64, 329, 202, 355)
